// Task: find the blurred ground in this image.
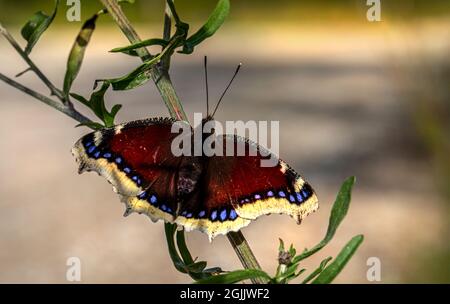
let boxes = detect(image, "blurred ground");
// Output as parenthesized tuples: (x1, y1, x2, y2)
(0, 14, 449, 283)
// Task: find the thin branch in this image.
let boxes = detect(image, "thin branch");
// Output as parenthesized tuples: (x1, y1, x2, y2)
(0, 22, 69, 106)
(0, 73, 91, 124)
(99, 0, 187, 121)
(161, 0, 172, 72)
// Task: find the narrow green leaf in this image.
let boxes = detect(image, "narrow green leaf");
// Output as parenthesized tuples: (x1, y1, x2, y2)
(75, 121, 105, 130)
(21, 0, 59, 54)
(106, 59, 156, 90)
(187, 261, 207, 273)
(107, 34, 184, 91)
(70, 92, 90, 106)
(164, 223, 187, 273)
(110, 38, 168, 54)
(194, 269, 271, 284)
(63, 14, 98, 100)
(288, 244, 296, 257)
(276, 263, 299, 283)
(293, 268, 307, 280)
(182, 0, 230, 54)
(202, 267, 222, 274)
(176, 229, 195, 266)
(292, 176, 356, 263)
(302, 256, 333, 284)
(278, 238, 285, 252)
(312, 235, 364, 284)
(70, 82, 121, 127)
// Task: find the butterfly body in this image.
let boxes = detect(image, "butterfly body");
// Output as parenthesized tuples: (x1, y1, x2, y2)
(72, 117, 318, 240)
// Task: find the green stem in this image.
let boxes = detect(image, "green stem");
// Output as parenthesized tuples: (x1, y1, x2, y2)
(227, 231, 266, 284)
(100, 0, 265, 284)
(0, 72, 91, 124)
(99, 0, 187, 121)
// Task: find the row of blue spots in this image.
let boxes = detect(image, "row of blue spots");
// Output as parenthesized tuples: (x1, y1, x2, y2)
(136, 191, 173, 214)
(238, 187, 312, 205)
(180, 208, 238, 222)
(83, 139, 142, 186)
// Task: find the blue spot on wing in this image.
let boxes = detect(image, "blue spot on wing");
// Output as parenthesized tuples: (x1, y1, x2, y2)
(149, 195, 157, 205)
(302, 190, 309, 199)
(210, 210, 218, 221)
(219, 209, 227, 221)
(229, 209, 238, 220)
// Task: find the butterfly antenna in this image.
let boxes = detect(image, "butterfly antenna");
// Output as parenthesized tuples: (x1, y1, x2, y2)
(204, 56, 209, 117)
(211, 63, 242, 117)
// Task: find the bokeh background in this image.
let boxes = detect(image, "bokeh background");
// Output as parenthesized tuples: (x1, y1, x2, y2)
(0, 0, 449, 283)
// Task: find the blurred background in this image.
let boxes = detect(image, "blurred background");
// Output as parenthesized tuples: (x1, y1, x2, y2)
(0, 0, 449, 283)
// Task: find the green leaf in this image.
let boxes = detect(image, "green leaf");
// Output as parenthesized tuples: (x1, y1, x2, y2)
(278, 238, 285, 252)
(164, 223, 187, 273)
(75, 121, 105, 130)
(288, 243, 296, 257)
(292, 176, 356, 263)
(21, 0, 59, 54)
(187, 261, 207, 273)
(106, 31, 185, 91)
(202, 267, 222, 274)
(302, 256, 333, 284)
(105, 58, 157, 90)
(70, 82, 121, 127)
(312, 235, 364, 284)
(182, 0, 230, 54)
(176, 229, 195, 266)
(276, 263, 299, 283)
(195, 269, 271, 284)
(110, 38, 168, 55)
(63, 14, 98, 100)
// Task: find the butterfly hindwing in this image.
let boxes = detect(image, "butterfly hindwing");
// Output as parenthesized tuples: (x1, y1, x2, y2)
(176, 135, 319, 239)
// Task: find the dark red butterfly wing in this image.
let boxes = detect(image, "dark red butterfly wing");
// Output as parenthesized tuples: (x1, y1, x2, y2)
(176, 135, 318, 239)
(72, 118, 188, 222)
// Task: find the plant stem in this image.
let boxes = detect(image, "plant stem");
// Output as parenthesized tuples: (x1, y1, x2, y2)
(227, 232, 266, 284)
(99, 0, 187, 121)
(0, 22, 68, 105)
(161, 0, 172, 71)
(0, 72, 91, 124)
(101, 0, 264, 283)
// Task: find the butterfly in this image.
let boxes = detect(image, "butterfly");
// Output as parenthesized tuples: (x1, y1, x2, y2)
(71, 59, 318, 241)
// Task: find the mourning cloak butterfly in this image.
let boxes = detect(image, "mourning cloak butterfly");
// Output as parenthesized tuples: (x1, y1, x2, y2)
(72, 117, 318, 240)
